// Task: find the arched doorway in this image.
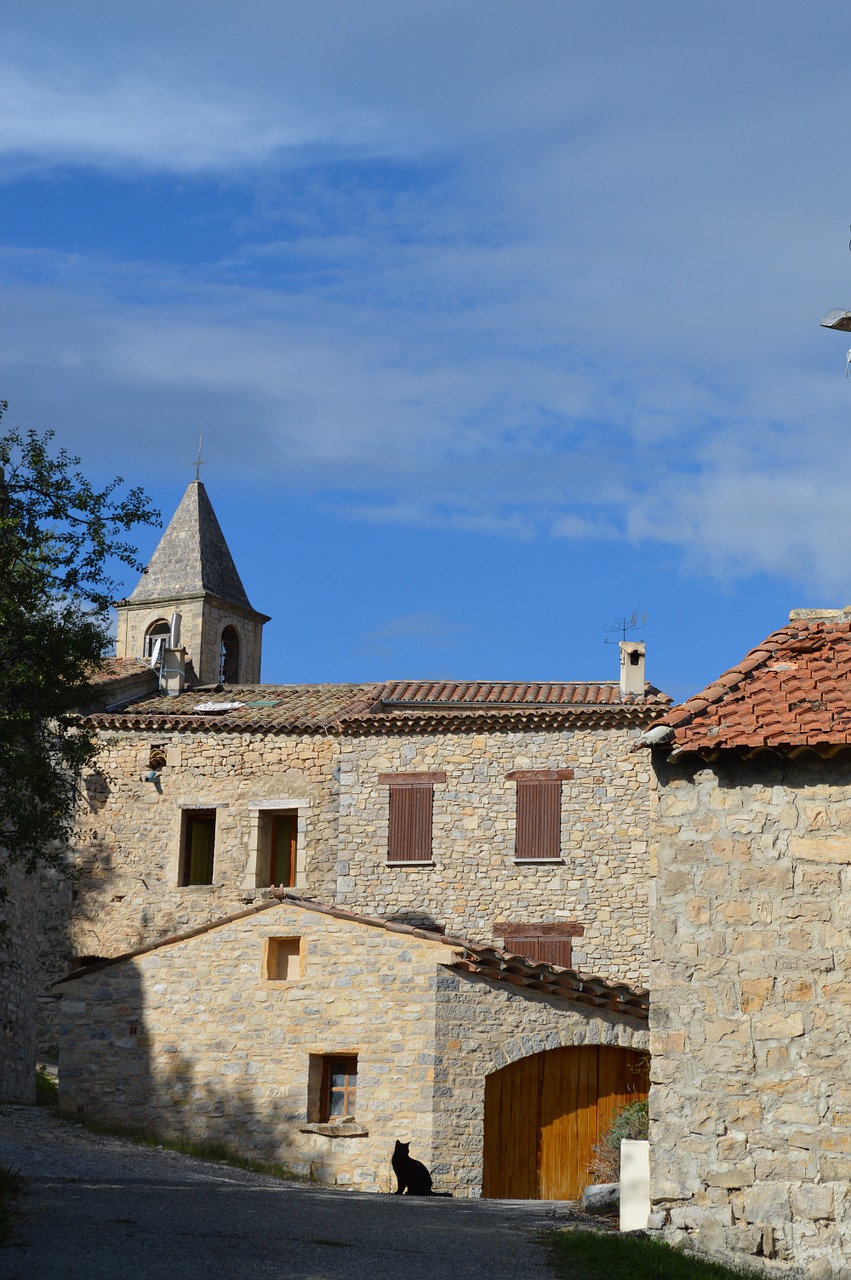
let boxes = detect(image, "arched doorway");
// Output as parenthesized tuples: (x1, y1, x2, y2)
(482, 1045, 649, 1200)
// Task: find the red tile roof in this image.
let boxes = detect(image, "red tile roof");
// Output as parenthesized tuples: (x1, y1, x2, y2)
(85, 678, 670, 734)
(53, 889, 649, 1022)
(645, 611, 851, 754)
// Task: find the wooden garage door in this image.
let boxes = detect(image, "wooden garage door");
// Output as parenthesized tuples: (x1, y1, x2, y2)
(482, 1046, 649, 1200)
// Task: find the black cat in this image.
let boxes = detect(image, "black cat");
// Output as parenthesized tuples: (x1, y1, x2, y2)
(391, 1141, 452, 1196)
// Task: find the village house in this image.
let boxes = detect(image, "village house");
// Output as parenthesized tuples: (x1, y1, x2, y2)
(39, 477, 667, 1197)
(53, 893, 649, 1196)
(642, 608, 851, 1276)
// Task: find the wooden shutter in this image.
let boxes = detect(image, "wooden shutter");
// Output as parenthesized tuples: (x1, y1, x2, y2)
(388, 784, 433, 862)
(381, 773, 445, 863)
(497, 921, 584, 968)
(515, 780, 562, 859)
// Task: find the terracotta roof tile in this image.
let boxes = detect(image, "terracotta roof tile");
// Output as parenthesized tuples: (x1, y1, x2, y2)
(642, 610, 851, 754)
(85, 676, 671, 734)
(53, 890, 648, 1022)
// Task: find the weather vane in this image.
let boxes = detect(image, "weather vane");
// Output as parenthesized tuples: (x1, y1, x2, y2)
(819, 224, 851, 377)
(603, 611, 646, 644)
(193, 433, 206, 482)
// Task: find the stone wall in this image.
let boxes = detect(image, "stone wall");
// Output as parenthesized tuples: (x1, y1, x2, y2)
(0, 860, 38, 1101)
(337, 726, 652, 984)
(649, 751, 851, 1277)
(56, 899, 646, 1193)
(39, 717, 653, 1052)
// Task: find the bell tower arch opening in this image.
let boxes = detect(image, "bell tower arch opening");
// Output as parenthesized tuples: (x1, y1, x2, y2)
(143, 618, 171, 661)
(220, 625, 241, 684)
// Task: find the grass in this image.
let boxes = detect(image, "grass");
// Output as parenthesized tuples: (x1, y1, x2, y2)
(550, 1229, 758, 1280)
(64, 1114, 316, 1183)
(35, 1066, 58, 1106)
(0, 1163, 25, 1246)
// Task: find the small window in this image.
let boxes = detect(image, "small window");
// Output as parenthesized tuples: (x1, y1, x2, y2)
(379, 773, 446, 863)
(321, 1055, 358, 1120)
(220, 626, 240, 684)
(265, 937, 302, 981)
(180, 809, 216, 885)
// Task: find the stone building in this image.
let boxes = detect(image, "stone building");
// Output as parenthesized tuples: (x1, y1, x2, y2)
(54, 891, 649, 1196)
(641, 608, 851, 1276)
(40, 478, 667, 1195)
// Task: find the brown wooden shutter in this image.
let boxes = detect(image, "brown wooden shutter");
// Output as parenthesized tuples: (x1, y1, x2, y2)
(387, 784, 433, 862)
(515, 779, 562, 859)
(497, 921, 583, 968)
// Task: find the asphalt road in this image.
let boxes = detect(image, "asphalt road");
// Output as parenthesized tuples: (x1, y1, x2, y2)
(0, 1106, 585, 1280)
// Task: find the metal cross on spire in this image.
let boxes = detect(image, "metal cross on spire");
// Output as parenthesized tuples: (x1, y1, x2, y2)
(194, 433, 206, 482)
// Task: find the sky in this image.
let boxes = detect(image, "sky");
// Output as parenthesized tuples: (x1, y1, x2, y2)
(3, 1, 851, 702)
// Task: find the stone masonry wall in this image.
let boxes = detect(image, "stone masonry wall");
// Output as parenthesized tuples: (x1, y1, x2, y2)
(337, 726, 652, 985)
(649, 752, 851, 1277)
(0, 860, 37, 1101)
(57, 899, 645, 1193)
(58, 905, 444, 1191)
(37, 728, 340, 1048)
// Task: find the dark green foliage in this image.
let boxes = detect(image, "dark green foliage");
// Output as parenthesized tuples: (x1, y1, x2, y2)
(35, 1065, 58, 1105)
(0, 404, 158, 873)
(550, 1229, 758, 1280)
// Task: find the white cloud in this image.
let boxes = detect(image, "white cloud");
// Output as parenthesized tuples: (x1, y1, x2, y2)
(0, 63, 379, 175)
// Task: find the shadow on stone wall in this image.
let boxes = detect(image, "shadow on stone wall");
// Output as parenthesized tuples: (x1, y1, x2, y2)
(61, 957, 328, 1181)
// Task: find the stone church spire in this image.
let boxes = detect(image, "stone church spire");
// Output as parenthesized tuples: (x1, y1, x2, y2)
(115, 480, 270, 686)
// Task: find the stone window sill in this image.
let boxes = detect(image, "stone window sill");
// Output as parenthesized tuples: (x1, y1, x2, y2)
(385, 860, 435, 868)
(179, 883, 219, 891)
(513, 858, 565, 865)
(300, 1121, 369, 1138)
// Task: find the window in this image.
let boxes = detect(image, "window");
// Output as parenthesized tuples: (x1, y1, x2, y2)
(321, 1055, 358, 1120)
(507, 768, 574, 861)
(265, 937, 302, 981)
(180, 809, 216, 885)
(255, 810, 297, 887)
(379, 773, 446, 863)
(143, 618, 170, 661)
(496, 921, 584, 967)
(220, 626, 240, 683)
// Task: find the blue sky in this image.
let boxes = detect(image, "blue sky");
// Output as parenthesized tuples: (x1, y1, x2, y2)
(4, 1, 851, 702)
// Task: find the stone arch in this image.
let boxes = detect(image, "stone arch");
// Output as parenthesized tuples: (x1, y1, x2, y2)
(220, 625, 241, 684)
(486, 1017, 648, 1076)
(143, 618, 170, 660)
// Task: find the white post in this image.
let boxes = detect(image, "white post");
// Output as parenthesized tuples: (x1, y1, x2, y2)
(619, 1139, 650, 1231)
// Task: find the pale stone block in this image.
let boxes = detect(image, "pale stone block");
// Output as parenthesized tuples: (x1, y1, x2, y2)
(742, 1182, 791, 1222)
(620, 1140, 650, 1231)
(788, 835, 851, 864)
(792, 1183, 835, 1221)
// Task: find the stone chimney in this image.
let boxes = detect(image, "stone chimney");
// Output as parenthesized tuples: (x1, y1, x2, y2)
(619, 640, 645, 698)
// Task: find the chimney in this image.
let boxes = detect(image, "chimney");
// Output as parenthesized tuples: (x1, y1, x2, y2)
(619, 640, 645, 698)
(160, 647, 187, 697)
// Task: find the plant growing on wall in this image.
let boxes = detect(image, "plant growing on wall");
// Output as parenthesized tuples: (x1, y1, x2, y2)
(0, 403, 159, 874)
(587, 1100, 649, 1185)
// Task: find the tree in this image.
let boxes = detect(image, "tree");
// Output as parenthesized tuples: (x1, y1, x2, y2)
(0, 403, 159, 873)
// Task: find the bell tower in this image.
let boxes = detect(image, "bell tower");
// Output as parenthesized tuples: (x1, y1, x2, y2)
(115, 480, 270, 686)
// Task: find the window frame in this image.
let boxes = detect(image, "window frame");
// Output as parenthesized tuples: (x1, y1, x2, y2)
(179, 808, 217, 886)
(320, 1055, 358, 1121)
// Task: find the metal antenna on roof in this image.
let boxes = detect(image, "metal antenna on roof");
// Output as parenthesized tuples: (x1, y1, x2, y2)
(603, 611, 647, 644)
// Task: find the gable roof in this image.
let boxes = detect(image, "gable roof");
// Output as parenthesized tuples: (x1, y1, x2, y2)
(642, 609, 851, 755)
(124, 480, 267, 617)
(84, 677, 670, 734)
(53, 889, 649, 1022)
